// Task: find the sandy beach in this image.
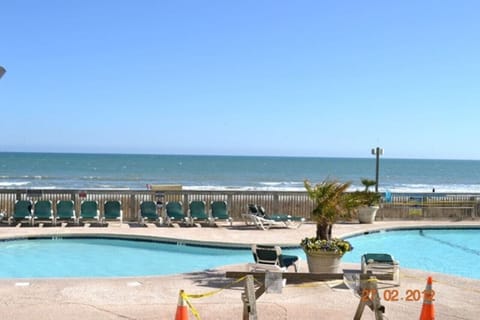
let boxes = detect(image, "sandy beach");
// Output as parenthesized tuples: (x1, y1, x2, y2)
(0, 220, 479, 319)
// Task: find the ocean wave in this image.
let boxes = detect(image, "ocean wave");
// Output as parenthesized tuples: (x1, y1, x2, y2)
(185, 185, 305, 192)
(95, 183, 131, 190)
(384, 183, 480, 194)
(0, 175, 144, 182)
(0, 181, 30, 187)
(1, 179, 480, 194)
(29, 186, 58, 190)
(185, 182, 480, 193)
(259, 181, 303, 187)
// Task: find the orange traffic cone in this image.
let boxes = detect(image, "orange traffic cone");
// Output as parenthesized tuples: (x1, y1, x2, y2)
(175, 290, 189, 320)
(419, 276, 435, 320)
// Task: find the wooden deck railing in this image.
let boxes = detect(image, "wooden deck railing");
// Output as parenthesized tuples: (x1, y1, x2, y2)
(0, 189, 478, 222)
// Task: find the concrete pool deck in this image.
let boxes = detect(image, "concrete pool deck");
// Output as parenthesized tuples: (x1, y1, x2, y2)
(0, 220, 479, 319)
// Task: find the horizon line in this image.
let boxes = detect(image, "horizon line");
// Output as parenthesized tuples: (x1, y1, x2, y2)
(0, 150, 478, 161)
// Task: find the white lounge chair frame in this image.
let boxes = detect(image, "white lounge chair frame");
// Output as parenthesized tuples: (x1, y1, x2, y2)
(361, 253, 400, 286)
(241, 213, 279, 230)
(242, 212, 304, 230)
(245, 204, 305, 229)
(274, 216, 305, 229)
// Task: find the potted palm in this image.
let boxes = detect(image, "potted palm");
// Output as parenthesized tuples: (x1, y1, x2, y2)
(355, 178, 382, 224)
(301, 179, 360, 273)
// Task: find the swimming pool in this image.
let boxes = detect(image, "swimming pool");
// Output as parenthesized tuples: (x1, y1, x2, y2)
(343, 228, 480, 279)
(0, 237, 303, 278)
(0, 228, 478, 279)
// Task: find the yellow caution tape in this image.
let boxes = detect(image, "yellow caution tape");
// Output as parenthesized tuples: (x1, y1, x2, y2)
(181, 291, 202, 320)
(179, 276, 248, 320)
(183, 275, 247, 299)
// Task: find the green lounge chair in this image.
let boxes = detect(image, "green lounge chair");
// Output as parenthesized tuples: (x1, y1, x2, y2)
(9, 200, 33, 225)
(32, 200, 55, 226)
(103, 200, 123, 224)
(56, 200, 77, 225)
(361, 253, 400, 285)
(188, 200, 212, 226)
(165, 201, 187, 226)
(248, 244, 299, 272)
(79, 200, 100, 224)
(210, 200, 233, 226)
(139, 201, 161, 225)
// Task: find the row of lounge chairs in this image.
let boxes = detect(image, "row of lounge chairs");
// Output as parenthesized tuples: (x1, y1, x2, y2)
(140, 200, 233, 227)
(6, 199, 230, 227)
(6, 200, 305, 229)
(8, 199, 122, 226)
(154, 201, 305, 229)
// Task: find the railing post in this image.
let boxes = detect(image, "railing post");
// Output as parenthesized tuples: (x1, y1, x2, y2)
(227, 193, 234, 216)
(273, 193, 279, 214)
(183, 193, 189, 214)
(130, 193, 136, 221)
(475, 197, 479, 219)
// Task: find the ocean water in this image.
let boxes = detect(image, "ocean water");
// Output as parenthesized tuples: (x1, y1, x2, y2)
(1, 152, 480, 193)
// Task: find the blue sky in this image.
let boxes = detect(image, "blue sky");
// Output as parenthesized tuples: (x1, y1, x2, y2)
(2, 1, 480, 159)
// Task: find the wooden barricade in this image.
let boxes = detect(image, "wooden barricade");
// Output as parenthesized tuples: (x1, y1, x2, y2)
(225, 271, 391, 320)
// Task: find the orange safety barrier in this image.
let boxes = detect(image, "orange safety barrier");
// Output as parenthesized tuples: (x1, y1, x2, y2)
(419, 276, 435, 320)
(175, 290, 189, 320)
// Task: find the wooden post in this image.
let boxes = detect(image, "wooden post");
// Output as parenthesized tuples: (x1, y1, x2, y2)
(130, 193, 136, 221)
(183, 193, 189, 214)
(227, 194, 233, 216)
(273, 193, 279, 214)
(473, 196, 478, 219)
(242, 275, 257, 320)
(354, 276, 384, 320)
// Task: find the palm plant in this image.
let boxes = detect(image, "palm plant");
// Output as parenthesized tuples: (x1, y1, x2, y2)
(304, 179, 359, 241)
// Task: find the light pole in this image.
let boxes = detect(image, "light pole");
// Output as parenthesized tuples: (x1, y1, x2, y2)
(371, 147, 383, 193)
(0, 66, 5, 79)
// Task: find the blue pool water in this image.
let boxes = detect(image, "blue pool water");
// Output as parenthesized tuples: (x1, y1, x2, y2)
(343, 228, 480, 279)
(0, 228, 478, 279)
(0, 237, 302, 278)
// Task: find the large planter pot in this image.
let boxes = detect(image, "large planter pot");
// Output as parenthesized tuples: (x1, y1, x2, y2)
(303, 250, 343, 273)
(358, 206, 379, 224)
